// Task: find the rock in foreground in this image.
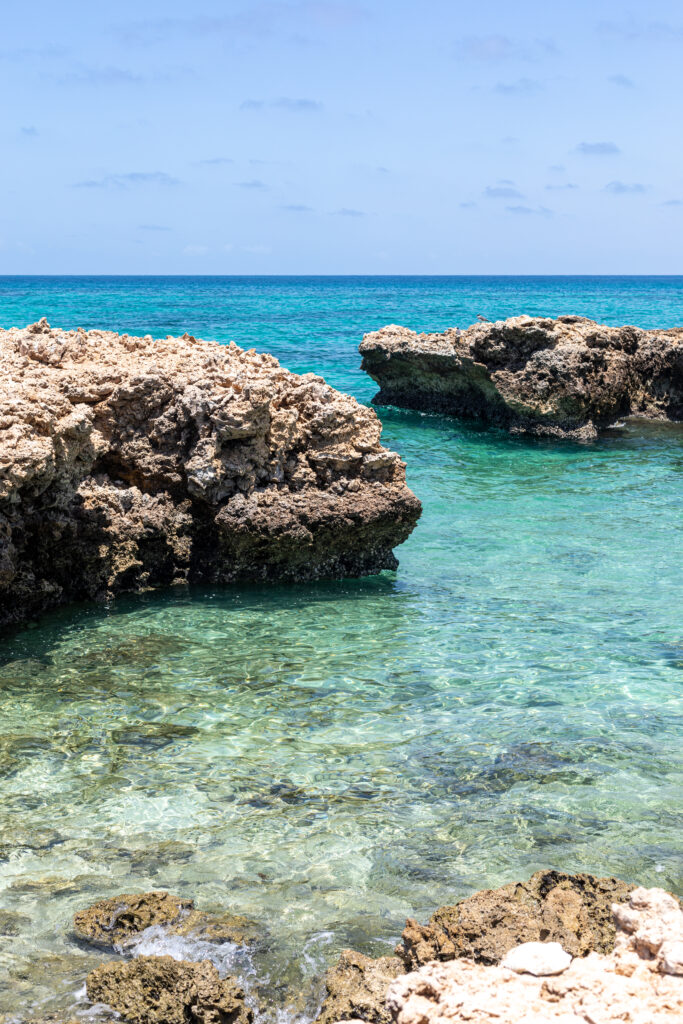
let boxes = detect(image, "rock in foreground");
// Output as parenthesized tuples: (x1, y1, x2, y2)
(386, 887, 683, 1024)
(86, 955, 251, 1024)
(314, 950, 404, 1024)
(397, 870, 634, 969)
(360, 315, 683, 439)
(0, 320, 420, 628)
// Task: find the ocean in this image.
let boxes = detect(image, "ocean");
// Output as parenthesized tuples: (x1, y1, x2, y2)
(0, 276, 681, 1019)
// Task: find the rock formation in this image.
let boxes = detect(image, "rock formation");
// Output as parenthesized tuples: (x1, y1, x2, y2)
(85, 954, 251, 1024)
(313, 871, 634, 1024)
(386, 887, 683, 1024)
(314, 950, 404, 1024)
(74, 891, 257, 949)
(397, 870, 634, 969)
(360, 315, 683, 439)
(0, 320, 421, 628)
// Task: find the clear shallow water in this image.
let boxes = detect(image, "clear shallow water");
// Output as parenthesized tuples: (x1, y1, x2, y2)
(0, 277, 681, 1019)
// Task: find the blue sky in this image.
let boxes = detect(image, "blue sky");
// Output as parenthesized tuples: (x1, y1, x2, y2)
(2, 1, 682, 273)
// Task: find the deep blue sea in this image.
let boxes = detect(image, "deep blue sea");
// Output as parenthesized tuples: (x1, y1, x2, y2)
(0, 277, 681, 1020)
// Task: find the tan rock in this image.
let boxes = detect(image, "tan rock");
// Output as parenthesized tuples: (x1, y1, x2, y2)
(397, 870, 634, 968)
(386, 887, 683, 1024)
(86, 954, 251, 1024)
(360, 315, 683, 438)
(314, 950, 404, 1024)
(74, 891, 257, 949)
(500, 941, 571, 976)
(0, 320, 420, 628)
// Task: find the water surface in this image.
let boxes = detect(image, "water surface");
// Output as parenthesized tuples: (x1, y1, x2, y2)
(0, 277, 681, 1019)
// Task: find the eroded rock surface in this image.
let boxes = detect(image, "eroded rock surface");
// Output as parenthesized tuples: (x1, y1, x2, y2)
(386, 887, 683, 1024)
(0, 320, 420, 628)
(74, 891, 257, 949)
(86, 954, 251, 1024)
(397, 870, 634, 969)
(360, 315, 683, 438)
(314, 950, 404, 1024)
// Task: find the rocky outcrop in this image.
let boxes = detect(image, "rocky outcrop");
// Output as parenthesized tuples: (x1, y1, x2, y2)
(397, 870, 635, 969)
(85, 955, 251, 1024)
(0, 320, 420, 628)
(74, 891, 257, 949)
(360, 315, 683, 439)
(386, 887, 683, 1024)
(314, 950, 404, 1024)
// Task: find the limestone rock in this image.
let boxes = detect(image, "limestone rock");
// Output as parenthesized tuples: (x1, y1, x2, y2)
(74, 891, 257, 949)
(360, 315, 683, 438)
(86, 954, 251, 1024)
(314, 950, 404, 1024)
(386, 887, 683, 1024)
(397, 870, 634, 968)
(500, 941, 571, 976)
(0, 320, 421, 628)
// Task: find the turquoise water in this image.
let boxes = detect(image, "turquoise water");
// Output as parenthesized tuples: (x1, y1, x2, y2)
(0, 277, 681, 1019)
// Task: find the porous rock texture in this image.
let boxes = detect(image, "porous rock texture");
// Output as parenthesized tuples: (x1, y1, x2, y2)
(360, 315, 683, 439)
(314, 872, 633, 1024)
(74, 891, 257, 950)
(85, 954, 251, 1024)
(0, 320, 420, 628)
(397, 870, 634, 970)
(314, 950, 404, 1024)
(386, 887, 683, 1024)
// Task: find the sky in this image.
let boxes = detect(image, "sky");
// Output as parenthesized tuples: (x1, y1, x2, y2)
(2, 0, 683, 274)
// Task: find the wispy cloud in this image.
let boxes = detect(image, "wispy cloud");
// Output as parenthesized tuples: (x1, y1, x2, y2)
(332, 207, 365, 217)
(282, 203, 313, 212)
(604, 181, 647, 194)
(455, 34, 557, 62)
(494, 77, 543, 95)
(73, 171, 180, 188)
(460, 201, 477, 209)
(240, 97, 323, 112)
(484, 185, 524, 199)
(576, 141, 620, 155)
(545, 183, 578, 190)
(235, 179, 268, 189)
(20, 126, 38, 137)
(598, 20, 683, 42)
(197, 157, 234, 166)
(662, 199, 683, 207)
(608, 74, 635, 88)
(139, 224, 172, 231)
(506, 205, 552, 217)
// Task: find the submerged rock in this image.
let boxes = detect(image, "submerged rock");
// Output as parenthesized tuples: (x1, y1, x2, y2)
(360, 315, 683, 438)
(314, 950, 404, 1024)
(0, 320, 420, 628)
(74, 891, 258, 949)
(397, 870, 635, 968)
(85, 954, 251, 1024)
(386, 887, 683, 1024)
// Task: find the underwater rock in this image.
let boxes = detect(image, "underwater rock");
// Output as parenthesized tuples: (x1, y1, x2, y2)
(0, 908, 31, 935)
(74, 891, 257, 949)
(314, 950, 404, 1024)
(85, 954, 251, 1024)
(397, 870, 635, 968)
(360, 315, 683, 439)
(0, 320, 421, 628)
(386, 887, 683, 1024)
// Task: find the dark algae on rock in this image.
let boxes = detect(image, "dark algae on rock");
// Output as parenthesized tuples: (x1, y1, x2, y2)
(360, 315, 683, 439)
(0, 320, 420, 629)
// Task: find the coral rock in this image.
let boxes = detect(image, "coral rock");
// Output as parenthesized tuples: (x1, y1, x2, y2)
(74, 891, 256, 949)
(386, 887, 683, 1024)
(500, 941, 571, 976)
(397, 870, 634, 968)
(0, 321, 420, 628)
(86, 954, 251, 1024)
(360, 315, 683, 438)
(314, 950, 404, 1024)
